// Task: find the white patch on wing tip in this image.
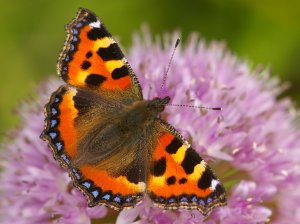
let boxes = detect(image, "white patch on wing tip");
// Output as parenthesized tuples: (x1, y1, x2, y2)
(90, 20, 101, 28)
(211, 179, 219, 191)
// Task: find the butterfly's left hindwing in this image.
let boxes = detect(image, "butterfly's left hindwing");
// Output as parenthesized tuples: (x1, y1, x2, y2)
(147, 120, 226, 215)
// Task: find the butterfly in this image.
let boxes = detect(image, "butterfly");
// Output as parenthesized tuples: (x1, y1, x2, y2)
(41, 8, 226, 216)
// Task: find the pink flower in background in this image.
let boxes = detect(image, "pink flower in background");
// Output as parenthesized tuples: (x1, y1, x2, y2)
(1, 29, 300, 223)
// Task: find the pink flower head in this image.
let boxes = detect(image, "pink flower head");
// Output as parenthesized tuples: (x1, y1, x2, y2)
(1, 29, 300, 223)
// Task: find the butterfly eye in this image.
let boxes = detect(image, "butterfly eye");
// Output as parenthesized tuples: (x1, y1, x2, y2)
(162, 96, 170, 104)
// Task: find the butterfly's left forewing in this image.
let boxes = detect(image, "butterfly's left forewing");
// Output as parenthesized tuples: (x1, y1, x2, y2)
(58, 8, 142, 98)
(147, 119, 226, 215)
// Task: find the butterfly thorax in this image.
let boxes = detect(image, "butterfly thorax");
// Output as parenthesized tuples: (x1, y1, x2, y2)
(120, 96, 170, 131)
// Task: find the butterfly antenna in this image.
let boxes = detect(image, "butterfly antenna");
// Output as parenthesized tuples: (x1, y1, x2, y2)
(160, 38, 181, 91)
(160, 38, 221, 112)
(166, 103, 222, 111)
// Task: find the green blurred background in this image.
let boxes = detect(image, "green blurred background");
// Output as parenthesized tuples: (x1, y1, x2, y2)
(1, 0, 300, 136)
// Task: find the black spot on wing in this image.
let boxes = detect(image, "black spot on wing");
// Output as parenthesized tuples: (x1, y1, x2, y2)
(112, 66, 129, 80)
(86, 51, 93, 58)
(197, 168, 213, 189)
(81, 61, 91, 70)
(166, 137, 182, 154)
(125, 163, 145, 184)
(97, 43, 124, 61)
(151, 157, 166, 177)
(181, 148, 203, 174)
(179, 177, 187, 184)
(85, 74, 106, 87)
(87, 26, 111, 41)
(166, 176, 176, 185)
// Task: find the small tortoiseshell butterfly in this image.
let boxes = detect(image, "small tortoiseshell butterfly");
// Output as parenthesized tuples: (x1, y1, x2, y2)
(41, 8, 226, 215)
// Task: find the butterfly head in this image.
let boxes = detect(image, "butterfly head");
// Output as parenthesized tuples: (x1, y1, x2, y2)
(148, 96, 170, 113)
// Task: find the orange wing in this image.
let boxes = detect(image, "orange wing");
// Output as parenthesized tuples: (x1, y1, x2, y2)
(41, 86, 145, 210)
(147, 120, 226, 215)
(42, 8, 146, 211)
(57, 8, 142, 98)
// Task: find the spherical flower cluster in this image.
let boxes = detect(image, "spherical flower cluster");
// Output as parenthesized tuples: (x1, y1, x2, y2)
(1, 29, 300, 223)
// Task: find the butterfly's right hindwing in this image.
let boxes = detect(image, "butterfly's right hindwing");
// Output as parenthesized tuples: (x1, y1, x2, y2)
(146, 119, 226, 215)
